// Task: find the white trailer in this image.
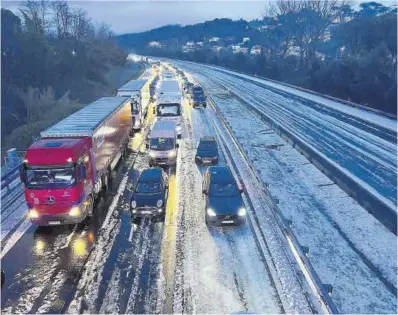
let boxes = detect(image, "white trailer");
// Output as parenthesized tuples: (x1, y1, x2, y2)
(155, 80, 183, 138)
(117, 79, 149, 130)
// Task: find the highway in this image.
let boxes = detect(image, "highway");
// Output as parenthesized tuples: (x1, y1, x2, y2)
(1, 61, 396, 314)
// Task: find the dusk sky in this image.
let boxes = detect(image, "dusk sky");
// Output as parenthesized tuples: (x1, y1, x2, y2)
(2, 0, 396, 35)
(2, 1, 268, 34)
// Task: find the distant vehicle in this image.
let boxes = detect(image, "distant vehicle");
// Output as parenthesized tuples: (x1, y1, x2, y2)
(148, 120, 179, 167)
(117, 79, 149, 130)
(190, 85, 207, 108)
(195, 137, 219, 165)
(19, 97, 133, 226)
(130, 168, 169, 223)
(155, 80, 183, 138)
(202, 166, 246, 226)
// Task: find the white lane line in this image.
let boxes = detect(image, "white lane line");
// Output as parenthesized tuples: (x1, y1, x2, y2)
(128, 225, 134, 243)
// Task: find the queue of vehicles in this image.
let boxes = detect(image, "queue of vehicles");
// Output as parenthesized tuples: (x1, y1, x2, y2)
(19, 63, 246, 228)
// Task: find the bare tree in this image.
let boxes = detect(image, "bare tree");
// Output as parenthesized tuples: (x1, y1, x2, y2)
(51, 0, 71, 38)
(70, 8, 92, 39)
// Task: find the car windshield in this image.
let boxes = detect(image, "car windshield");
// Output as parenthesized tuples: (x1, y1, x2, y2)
(193, 88, 203, 94)
(157, 103, 181, 116)
(26, 167, 76, 188)
(209, 182, 239, 197)
(136, 181, 162, 193)
(151, 137, 174, 150)
(198, 141, 216, 151)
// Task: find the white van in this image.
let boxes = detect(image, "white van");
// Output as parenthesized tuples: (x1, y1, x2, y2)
(148, 121, 179, 167)
(155, 80, 183, 138)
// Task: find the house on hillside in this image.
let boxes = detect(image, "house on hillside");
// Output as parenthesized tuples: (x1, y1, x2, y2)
(250, 45, 262, 55)
(148, 41, 162, 48)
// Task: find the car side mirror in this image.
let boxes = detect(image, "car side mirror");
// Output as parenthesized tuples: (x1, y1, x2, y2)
(202, 189, 207, 195)
(146, 143, 149, 149)
(79, 165, 87, 179)
(176, 143, 179, 148)
(239, 188, 244, 194)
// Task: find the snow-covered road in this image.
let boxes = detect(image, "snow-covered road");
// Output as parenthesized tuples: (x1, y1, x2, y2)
(172, 62, 397, 313)
(175, 62, 397, 214)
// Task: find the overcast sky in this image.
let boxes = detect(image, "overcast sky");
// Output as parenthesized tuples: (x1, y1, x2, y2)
(2, 0, 268, 34)
(2, 0, 396, 35)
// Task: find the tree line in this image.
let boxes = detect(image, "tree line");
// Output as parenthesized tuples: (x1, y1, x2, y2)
(138, 1, 397, 115)
(1, 0, 129, 152)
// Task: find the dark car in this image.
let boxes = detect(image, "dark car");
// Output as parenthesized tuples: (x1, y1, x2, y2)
(130, 168, 169, 222)
(190, 86, 207, 108)
(202, 166, 246, 226)
(195, 137, 219, 165)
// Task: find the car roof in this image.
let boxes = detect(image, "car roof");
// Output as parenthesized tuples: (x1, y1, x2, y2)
(139, 168, 163, 182)
(200, 136, 216, 142)
(208, 166, 235, 182)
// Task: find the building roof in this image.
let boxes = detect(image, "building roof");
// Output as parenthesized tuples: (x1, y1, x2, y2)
(41, 97, 130, 138)
(118, 79, 147, 92)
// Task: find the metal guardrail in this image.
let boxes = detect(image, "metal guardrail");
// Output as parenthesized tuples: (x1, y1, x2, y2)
(1, 152, 24, 196)
(205, 91, 339, 314)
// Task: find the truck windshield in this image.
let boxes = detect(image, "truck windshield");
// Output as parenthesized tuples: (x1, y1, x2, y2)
(157, 103, 181, 117)
(26, 167, 76, 189)
(150, 137, 175, 151)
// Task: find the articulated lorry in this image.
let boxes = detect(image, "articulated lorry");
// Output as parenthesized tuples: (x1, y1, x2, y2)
(20, 97, 133, 226)
(117, 79, 149, 130)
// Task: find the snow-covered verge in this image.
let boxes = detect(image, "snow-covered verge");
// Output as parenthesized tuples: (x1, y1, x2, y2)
(193, 62, 397, 131)
(187, 73, 397, 313)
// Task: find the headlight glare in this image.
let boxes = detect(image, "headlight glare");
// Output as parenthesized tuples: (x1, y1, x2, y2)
(207, 208, 216, 217)
(149, 151, 156, 158)
(238, 207, 246, 216)
(131, 200, 137, 208)
(28, 209, 39, 219)
(168, 151, 176, 158)
(69, 206, 81, 217)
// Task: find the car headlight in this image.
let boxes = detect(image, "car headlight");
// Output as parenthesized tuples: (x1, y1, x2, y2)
(207, 208, 216, 217)
(157, 200, 163, 208)
(69, 206, 81, 217)
(131, 200, 137, 208)
(28, 209, 39, 219)
(238, 207, 246, 216)
(168, 151, 176, 158)
(176, 125, 182, 131)
(149, 151, 156, 158)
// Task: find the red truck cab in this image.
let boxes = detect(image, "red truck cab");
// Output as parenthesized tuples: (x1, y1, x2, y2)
(21, 138, 93, 226)
(19, 96, 134, 226)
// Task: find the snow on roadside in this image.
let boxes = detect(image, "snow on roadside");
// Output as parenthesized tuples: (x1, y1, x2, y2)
(198, 63, 397, 131)
(200, 86, 397, 313)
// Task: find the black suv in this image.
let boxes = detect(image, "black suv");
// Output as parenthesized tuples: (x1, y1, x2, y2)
(130, 168, 168, 222)
(195, 137, 219, 165)
(202, 166, 246, 226)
